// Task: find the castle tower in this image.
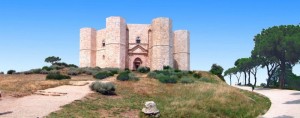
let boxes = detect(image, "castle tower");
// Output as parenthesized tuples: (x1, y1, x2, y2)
(174, 30, 190, 70)
(105, 16, 127, 69)
(96, 29, 106, 68)
(150, 17, 174, 70)
(79, 28, 97, 67)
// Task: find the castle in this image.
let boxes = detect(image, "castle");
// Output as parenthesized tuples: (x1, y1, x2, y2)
(80, 16, 190, 70)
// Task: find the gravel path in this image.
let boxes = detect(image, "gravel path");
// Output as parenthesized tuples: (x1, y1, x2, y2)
(234, 86, 300, 118)
(0, 81, 94, 118)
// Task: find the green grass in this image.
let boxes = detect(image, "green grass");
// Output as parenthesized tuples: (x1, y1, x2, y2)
(48, 72, 270, 118)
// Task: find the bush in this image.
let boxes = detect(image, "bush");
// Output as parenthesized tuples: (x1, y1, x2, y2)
(68, 64, 78, 68)
(260, 83, 267, 87)
(40, 70, 49, 74)
(67, 67, 81, 76)
(147, 72, 157, 78)
(193, 73, 202, 79)
(42, 66, 53, 71)
(80, 67, 101, 75)
(89, 81, 116, 95)
(128, 73, 139, 81)
(0, 72, 4, 74)
(7, 70, 16, 74)
(117, 71, 130, 81)
(163, 65, 171, 70)
(137, 66, 150, 73)
(174, 69, 181, 73)
(125, 68, 130, 71)
(180, 77, 194, 84)
(46, 73, 71, 80)
(50, 65, 64, 70)
(93, 71, 110, 79)
(103, 68, 119, 75)
(157, 74, 178, 83)
(49, 70, 59, 74)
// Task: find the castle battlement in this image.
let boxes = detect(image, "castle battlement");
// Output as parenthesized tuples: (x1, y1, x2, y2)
(80, 16, 190, 70)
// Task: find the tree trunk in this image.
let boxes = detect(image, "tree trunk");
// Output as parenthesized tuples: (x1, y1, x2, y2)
(279, 61, 286, 88)
(254, 73, 257, 87)
(229, 75, 232, 85)
(244, 71, 247, 85)
(248, 70, 251, 85)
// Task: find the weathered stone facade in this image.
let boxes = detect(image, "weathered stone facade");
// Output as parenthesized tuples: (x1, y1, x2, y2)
(80, 16, 190, 70)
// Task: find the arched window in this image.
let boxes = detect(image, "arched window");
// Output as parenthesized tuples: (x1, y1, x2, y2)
(136, 37, 141, 43)
(102, 55, 105, 60)
(102, 40, 105, 47)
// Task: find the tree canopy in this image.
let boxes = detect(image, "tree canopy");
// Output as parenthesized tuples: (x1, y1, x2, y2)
(45, 56, 61, 65)
(252, 25, 300, 88)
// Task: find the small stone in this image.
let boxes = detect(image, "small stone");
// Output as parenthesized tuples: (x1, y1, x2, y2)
(142, 101, 160, 117)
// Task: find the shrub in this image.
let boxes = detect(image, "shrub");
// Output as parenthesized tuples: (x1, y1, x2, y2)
(125, 68, 130, 71)
(7, 70, 16, 74)
(163, 65, 171, 70)
(89, 81, 116, 95)
(157, 74, 178, 83)
(180, 77, 194, 84)
(174, 69, 181, 72)
(68, 67, 81, 76)
(137, 66, 150, 73)
(128, 73, 139, 81)
(40, 70, 49, 74)
(188, 71, 194, 74)
(50, 65, 64, 70)
(103, 68, 119, 75)
(68, 64, 78, 68)
(147, 72, 157, 78)
(80, 67, 101, 75)
(117, 71, 130, 81)
(193, 73, 202, 79)
(0, 72, 4, 74)
(93, 71, 110, 79)
(46, 73, 71, 80)
(49, 70, 59, 74)
(260, 83, 267, 87)
(42, 66, 53, 71)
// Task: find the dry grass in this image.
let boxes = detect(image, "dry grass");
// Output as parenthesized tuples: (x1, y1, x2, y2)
(48, 72, 270, 118)
(0, 74, 94, 97)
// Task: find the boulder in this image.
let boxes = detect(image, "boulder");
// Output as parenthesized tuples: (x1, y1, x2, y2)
(142, 101, 160, 117)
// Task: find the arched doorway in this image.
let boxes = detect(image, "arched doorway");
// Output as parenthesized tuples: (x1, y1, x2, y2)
(133, 57, 142, 70)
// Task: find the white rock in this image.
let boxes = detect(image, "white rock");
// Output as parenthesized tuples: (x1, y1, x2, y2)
(142, 101, 160, 117)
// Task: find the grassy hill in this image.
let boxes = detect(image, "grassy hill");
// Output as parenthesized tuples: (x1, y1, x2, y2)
(48, 71, 271, 118)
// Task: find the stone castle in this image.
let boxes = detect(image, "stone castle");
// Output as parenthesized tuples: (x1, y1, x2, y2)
(80, 16, 190, 70)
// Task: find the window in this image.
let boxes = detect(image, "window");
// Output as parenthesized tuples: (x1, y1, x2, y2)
(102, 40, 105, 47)
(102, 55, 105, 60)
(136, 37, 141, 43)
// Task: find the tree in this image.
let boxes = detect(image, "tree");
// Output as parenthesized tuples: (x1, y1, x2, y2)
(248, 58, 261, 87)
(252, 25, 300, 88)
(235, 58, 251, 85)
(224, 67, 236, 85)
(232, 67, 242, 85)
(45, 56, 61, 65)
(209, 64, 225, 81)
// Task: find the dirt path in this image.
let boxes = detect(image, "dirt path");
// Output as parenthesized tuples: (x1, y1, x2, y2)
(0, 81, 95, 118)
(234, 86, 300, 118)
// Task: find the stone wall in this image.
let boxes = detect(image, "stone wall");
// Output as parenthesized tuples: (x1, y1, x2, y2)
(79, 28, 96, 67)
(173, 30, 190, 70)
(105, 16, 126, 69)
(80, 16, 190, 70)
(150, 17, 174, 70)
(96, 29, 106, 68)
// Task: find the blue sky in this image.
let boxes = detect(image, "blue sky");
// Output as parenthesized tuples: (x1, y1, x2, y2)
(0, 0, 300, 85)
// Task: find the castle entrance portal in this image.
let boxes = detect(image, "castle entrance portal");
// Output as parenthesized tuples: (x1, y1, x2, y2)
(133, 58, 142, 70)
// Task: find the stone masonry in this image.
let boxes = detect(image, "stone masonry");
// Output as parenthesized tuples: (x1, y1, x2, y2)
(80, 16, 190, 70)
